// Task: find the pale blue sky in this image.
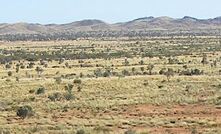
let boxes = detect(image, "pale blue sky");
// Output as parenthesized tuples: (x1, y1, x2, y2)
(0, 0, 220, 24)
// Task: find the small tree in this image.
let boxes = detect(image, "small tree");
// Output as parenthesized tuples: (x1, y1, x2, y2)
(147, 64, 154, 75)
(35, 66, 43, 77)
(201, 54, 208, 65)
(124, 59, 129, 66)
(16, 64, 20, 73)
(165, 68, 174, 81)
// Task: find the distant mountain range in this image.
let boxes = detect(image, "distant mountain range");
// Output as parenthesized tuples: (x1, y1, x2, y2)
(0, 16, 221, 35)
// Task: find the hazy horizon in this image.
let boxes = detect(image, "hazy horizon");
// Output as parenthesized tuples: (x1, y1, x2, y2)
(0, 0, 221, 24)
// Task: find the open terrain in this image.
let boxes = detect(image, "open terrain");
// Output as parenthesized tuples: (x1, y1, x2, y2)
(0, 36, 221, 133)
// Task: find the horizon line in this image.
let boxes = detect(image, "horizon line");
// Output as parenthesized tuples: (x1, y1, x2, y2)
(1, 15, 221, 25)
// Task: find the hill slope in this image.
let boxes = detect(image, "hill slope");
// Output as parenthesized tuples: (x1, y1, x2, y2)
(0, 16, 221, 35)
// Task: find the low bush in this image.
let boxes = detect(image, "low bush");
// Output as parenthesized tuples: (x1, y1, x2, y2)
(48, 92, 62, 101)
(36, 87, 46, 95)
(73, 79, 82, 84)
(16, 105, 34, 119)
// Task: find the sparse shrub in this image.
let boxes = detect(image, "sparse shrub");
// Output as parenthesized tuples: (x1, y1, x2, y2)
(93, 126, 111, 134)
(147, 64, 154, 75)
(76, 129, 85, 134)
(36, 87, 46, 95)
(29, 89, 35, 94)
(123, 59, 130, 66)
(64, 84, 75, 101)
(94, 68, 103, 77)
(35, 66, 44, 77)
(29, 96, 35, 102)
(164, 68, 174, 81)
(168, 57, 179, 64)
(5, 64, 11, 69)
(191, 128, 198, 134)
(65, 62, 69, 68)
(16, 105, 34, 119)
(143, 81, 149, 86)
(7, 71, 12, 77)
(124, 129, 136, 134)
(16, 77, 19, 82)
(191, 69, 203, 75)
(16, 67, 19, 73)
(44, 64, 48, 68)
(0, 129, 10, 134)
(158, 85, 164, 89)
(77, 86, 82, 92)
(185, 85, 192, 92)
(27, 62, 35, 69)
(79, 72, 84, 78)
(62, 105, 69, 112)
(159, 68, 166, 75)
(65, 84, 74, 91)
(201, 54, 208, 65)
(179, 68, 203, 76)
(103, 71, 111, 77)
(73, 79, 82, 84)
(140, 67, 145, 72)
(183, 65, 188, 69)
(179, 69, 192, 76)
(64, 92, 74, 101)
(122, 69, 130, 76)
(20, 65, 25, 69)
(139, 60, 144, 65)
(48, 92, 62, 101)
(161, 80, 166, 83)
(5, 78, 11, 82)
(54, 77, 62, 84)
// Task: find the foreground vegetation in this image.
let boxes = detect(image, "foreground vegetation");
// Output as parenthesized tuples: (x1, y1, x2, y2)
(0, 36, 221, 134)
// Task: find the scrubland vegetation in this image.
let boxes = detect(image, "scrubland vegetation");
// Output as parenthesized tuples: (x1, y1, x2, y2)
(0, 36, 221, 133)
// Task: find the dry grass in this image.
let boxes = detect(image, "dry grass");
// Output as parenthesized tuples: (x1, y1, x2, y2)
(0, 37, 221, 133)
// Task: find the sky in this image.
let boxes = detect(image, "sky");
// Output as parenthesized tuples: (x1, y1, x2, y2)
(0, 0, 220, 24)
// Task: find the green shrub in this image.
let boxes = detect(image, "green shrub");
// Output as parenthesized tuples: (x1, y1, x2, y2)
(16, 105, 34, 119)
(36, 87, 46, 95)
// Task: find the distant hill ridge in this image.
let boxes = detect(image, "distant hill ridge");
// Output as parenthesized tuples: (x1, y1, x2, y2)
(0, 16, 221, 35)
